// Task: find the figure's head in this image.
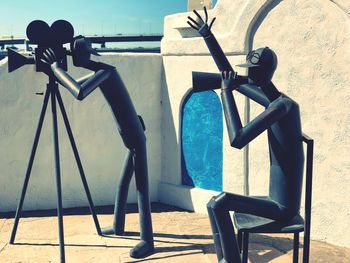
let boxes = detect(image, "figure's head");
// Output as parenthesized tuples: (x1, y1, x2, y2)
(237, 47, 277, 87)
(70, 36, 99, 67)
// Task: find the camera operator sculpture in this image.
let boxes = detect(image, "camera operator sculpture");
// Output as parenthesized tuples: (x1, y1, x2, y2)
(41, 37, 154, 258)
(8, 20, 106, 263)
(188, 8, 304, 263)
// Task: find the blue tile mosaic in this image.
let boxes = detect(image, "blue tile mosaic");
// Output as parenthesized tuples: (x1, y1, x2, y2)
(181, 91, 223, 192)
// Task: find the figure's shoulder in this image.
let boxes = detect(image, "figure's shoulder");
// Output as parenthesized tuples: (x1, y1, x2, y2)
(279, 93, 298, 104)
(279, 93, 299, 112)
(268, 93, 298, 113)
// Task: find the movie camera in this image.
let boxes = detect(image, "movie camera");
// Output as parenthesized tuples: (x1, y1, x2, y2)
(8, 20, 74, 73)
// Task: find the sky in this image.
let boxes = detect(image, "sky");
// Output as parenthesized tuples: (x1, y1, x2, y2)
(0, 0, 188, 38)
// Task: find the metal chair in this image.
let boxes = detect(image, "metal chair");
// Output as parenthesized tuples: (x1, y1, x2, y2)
(233, 134, 314, 263)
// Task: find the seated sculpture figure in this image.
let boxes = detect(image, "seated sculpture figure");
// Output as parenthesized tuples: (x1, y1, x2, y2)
(188, 8, 304, 263)
(41, 37, 154, 258)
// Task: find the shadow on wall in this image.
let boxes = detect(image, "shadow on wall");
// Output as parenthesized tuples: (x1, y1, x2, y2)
(160, 63, 179, 184)
(160, 64, 196, 210)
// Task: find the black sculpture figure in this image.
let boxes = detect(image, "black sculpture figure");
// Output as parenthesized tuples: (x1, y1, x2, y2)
(41, 36, 154, 259)
(8, 20, 102, 263)
(188, 8, 304, 263)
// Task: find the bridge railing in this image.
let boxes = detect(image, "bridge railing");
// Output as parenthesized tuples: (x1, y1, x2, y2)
(0, 34, 163, 56)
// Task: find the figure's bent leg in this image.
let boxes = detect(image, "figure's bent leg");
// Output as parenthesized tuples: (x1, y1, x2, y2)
(102, 149, 134, 235)
(207, 198, 224, 261)
(129, 142, 154, 258)
(208, 192, 287, 263)
(209, 193, 241, 263)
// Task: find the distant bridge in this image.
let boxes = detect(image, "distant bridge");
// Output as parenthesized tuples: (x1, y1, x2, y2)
(0, 34, 163, 52)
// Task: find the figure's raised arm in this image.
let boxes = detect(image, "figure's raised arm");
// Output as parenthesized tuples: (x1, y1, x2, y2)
(187, 7, 233, 72)
(187, 7, 216, 38)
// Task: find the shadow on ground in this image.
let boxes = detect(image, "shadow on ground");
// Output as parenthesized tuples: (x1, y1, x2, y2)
(1, 203, 349, 262)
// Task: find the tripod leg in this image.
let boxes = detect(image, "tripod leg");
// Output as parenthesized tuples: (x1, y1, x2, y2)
(55, 89, 102, 236)
(51, 85, 65, 263)
(102, 149, 134, 235)
(10, 89, 50, 244)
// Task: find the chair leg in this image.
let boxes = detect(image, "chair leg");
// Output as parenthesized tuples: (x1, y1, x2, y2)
(242, 232, 249, 263)
(303, 230, 310, 263)
(293, 232, 299, 263)
(238, 231, 243, 253)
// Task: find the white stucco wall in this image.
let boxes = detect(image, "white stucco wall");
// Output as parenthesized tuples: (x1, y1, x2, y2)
(0, 53, 163, 212)
(159, 55, 247, 212)
(160, 0, 279, 212)
(251, 0, 350, 248)
(160, 0, 350, 248)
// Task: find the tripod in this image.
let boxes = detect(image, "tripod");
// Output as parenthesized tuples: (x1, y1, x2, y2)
(9, 75, 102, 263)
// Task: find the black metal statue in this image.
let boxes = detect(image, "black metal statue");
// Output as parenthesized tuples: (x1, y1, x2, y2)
(8, 20, 104, 263)
(188, 8, 304, 263)
(41, 36, 154, 258)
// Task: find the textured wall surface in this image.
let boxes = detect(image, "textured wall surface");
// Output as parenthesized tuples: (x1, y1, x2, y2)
(162, 0, 272, 55)
(160, 0, 277, 213)
(159, 0, 261, 214)
(0, 53, 163, 212)
(251, 0, 350, 247)
(161, 0, 350, 248)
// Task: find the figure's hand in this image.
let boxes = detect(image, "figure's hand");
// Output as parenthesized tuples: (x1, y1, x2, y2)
(40, 48, 61, 66)
(221, 71, 237, 91)
(187, 6, 216, 37)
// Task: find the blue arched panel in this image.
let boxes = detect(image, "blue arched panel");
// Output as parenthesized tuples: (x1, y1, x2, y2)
(181, 90, 223, 192)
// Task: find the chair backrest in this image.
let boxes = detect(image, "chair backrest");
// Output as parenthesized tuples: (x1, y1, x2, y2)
(302, 133, 314, 261)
